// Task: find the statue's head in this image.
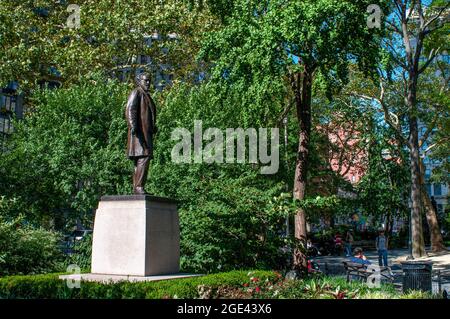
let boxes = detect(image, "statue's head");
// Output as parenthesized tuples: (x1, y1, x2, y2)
(136, 72, 151, 92)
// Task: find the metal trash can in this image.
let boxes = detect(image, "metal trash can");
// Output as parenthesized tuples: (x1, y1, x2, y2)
(401, 261, 433, 293)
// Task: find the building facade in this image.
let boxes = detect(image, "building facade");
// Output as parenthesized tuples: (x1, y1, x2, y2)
(420, 123, 449, 216)
(0, 82, 25, 151)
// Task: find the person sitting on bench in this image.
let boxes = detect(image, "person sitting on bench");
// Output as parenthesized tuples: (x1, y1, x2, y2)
(349, 247, 371, 265)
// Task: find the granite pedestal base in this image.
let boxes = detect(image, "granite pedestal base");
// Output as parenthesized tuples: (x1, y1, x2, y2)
(90, 195, 180, 276)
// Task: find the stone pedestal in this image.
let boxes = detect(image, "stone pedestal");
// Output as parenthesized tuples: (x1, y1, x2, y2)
(91, 195, 180, 276)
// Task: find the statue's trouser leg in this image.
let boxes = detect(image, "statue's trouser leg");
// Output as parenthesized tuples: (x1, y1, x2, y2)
(133, 156, 150, 190)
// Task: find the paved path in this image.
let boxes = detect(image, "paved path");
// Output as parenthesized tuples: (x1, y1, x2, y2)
(313, 247, 450, 295)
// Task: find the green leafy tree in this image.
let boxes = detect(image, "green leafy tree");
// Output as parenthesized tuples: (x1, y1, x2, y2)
(66, 234, 92, 272)
(0, 0, 218, 92)
(1, 74, 294, 272)
(357, 126, 410, 234)
(0, 197, 64, 275)
(146, 82, 290, 272)
(0, 74, 131, 229)
(200, 0, 388, 269)
(350, 0, 449, 255)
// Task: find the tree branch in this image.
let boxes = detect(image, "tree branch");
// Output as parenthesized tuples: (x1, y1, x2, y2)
(277, 98, 294, 127)
(386, 19, 403, 35)
(418, 113, 439, 148)
(422, 137, 450, 155)
(418, 47, 440, 74)
(423, 3, 450, 31)
(385, 41, 408, 70)
(351, 80, 408, 146)
(418, 2, 426, 30)
(406, 0, 417, 23)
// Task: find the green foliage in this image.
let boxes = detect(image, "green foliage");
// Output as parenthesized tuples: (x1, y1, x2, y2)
(0, 73, 132, 229)
(258, 276, 435, 299)
(0, 270, 277, 299)
(198, 0, 390, 241)
(420, 62, 450, 187)
(177, 177, 289, 273)
(200, 0, 389, 105)
(0, 0, 217, 91)
(0, 200, 64, 276)
(146, 82, 290, 273)
(0, 270, 434, 299)
(65, 234, 92, 272)
(356, 126, 410, 224)
(1, 76, 294, 273)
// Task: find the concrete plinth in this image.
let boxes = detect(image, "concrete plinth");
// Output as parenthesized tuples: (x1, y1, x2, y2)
(90, 195, 179, 276)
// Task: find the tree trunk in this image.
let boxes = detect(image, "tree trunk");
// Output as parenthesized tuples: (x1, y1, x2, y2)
(292, 69, 313, 271)
(419, 160, 447, 252)
(421, 189, 447, 252)
(408, 111, 426, 258)
(384, 211, 392, 235)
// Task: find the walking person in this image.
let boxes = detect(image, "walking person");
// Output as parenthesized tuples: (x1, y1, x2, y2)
(345, 230, 354, 257)
(375, 230, 389, 267)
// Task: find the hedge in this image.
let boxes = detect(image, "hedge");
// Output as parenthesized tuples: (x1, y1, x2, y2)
(0, 270, 436, 299)
(0, 270, 278, 299)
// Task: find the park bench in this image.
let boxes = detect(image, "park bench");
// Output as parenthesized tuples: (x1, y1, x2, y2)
(352, 240, 376, 251)
(343, 261, 395, 284)
(434, 269, 450, 294)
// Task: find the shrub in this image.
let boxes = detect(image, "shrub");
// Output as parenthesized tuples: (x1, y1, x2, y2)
(0, 213, 64, 276)
(0, 74, 131, 230)
(65, 234, 93, 271)
(0, 76, 291, 273)
(0, 270, 435, 299)
(146, 82, 291, 273)
(0, 270, 278, 299)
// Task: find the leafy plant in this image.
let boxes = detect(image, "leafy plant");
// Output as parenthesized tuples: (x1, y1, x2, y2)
(0, 73, 131, 230)
(0, 213, 64, 276)
(65, 234, 92, 272)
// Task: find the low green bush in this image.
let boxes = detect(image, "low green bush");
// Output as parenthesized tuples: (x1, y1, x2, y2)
(0, 270, 278, 299)
(0, 270, 436, 299)
(65, 234, 92, 271)
(0, 207, 64, 276)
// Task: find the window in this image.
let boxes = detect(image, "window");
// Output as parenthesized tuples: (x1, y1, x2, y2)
(426, 183, 432, 195)
(0, 90, 20, 137)
(434, 184, 442, 196)
(0, 117, 12, 134)
(144, 36, 152, 47)
(0, 94, 16, 114)
(140, 55, 151, 64)
(425, 168, 431, 180)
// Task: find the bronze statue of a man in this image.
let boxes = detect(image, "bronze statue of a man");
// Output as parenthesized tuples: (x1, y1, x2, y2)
(125, 72, 157, 194)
